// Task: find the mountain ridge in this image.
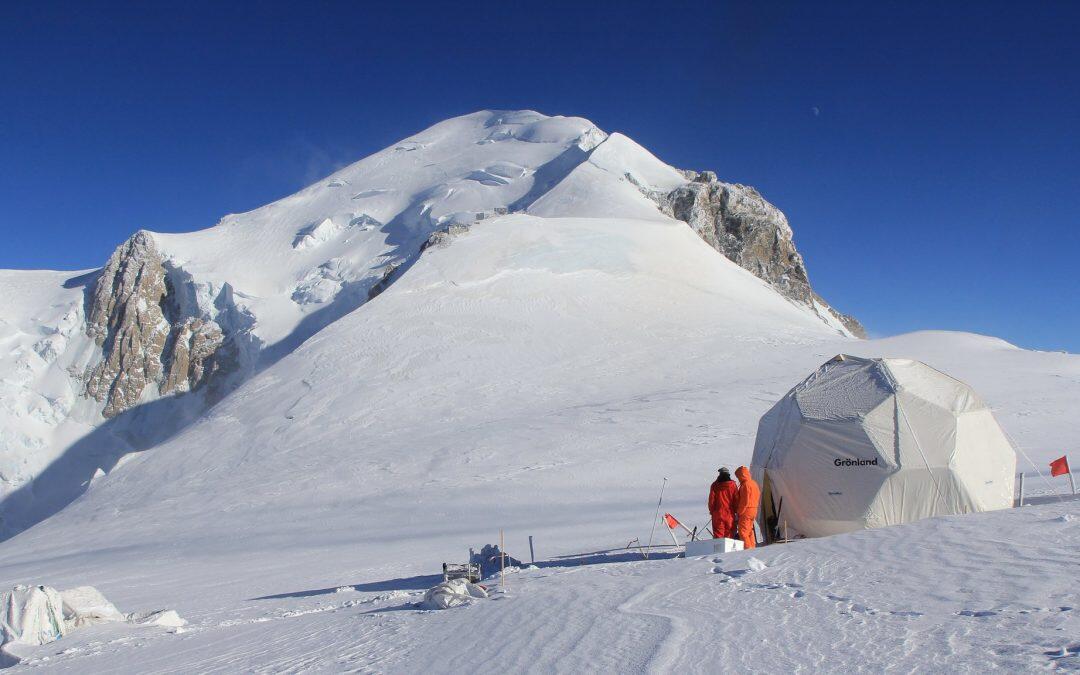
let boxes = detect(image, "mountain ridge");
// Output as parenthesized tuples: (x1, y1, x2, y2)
(0, 109, 861, 536)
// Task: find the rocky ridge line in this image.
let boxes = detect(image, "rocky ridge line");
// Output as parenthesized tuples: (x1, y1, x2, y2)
(647, 170, 865, 337)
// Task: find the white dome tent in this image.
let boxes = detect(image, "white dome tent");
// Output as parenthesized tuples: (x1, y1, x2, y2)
(751, 355, 1016, 542)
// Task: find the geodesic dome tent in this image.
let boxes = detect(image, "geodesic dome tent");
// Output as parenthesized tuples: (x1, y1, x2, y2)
(751, 355, 1016, 541)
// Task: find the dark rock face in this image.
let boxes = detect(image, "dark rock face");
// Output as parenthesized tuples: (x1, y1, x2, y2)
(161, 318, 227, 395)
(84, 232, 238, 418)
(665, 180, 812, 304)
(85, 232, 172, 417)
(656, 173, 865, 337)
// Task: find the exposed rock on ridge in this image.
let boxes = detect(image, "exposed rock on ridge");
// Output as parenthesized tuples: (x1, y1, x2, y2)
(84, 232, 171, 417)
(654, 171, 865, 337)
(84, 232, 237, 418)
(161, 318, 228, 395)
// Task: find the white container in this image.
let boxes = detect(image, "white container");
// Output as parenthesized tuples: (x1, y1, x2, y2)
(683, 538, 744, 557)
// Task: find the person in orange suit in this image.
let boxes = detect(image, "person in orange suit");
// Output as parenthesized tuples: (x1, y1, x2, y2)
(708, 467, 738, 539)
(733, 466, 760, 549)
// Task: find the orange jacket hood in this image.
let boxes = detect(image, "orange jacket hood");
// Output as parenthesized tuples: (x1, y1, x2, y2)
(735, 466, 751, 481)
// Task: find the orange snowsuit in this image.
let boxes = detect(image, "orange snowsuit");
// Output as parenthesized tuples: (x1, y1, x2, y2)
(708, 477, 738, 538)
(734, 466, 760, 549)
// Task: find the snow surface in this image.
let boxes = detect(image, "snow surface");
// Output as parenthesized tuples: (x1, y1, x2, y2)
(0, 270, 99, 505)
(0, 110, 1078, 670)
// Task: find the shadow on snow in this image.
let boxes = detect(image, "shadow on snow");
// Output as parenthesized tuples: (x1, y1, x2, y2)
(247, 547, 682, 602)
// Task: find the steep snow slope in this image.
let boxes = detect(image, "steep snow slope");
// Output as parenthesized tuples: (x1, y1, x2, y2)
(0, 271, 99, 513)
(3, 214, 849, 562)
(0, 211, 1076, 669)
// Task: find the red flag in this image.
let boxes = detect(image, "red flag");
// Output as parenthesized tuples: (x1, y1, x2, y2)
(1050, 456, 1070, 477)
(663, 513, 680, 529)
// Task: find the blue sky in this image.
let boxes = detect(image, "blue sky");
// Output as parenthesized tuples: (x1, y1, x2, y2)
(2, 2, 1077, 351)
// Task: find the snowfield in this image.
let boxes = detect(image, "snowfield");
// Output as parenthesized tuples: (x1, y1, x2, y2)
(3, 502, 1078, 671)
(0, 110, 1077, 671)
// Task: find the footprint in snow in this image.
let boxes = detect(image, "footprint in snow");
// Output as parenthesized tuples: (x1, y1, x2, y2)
(958, 609, 998, 618)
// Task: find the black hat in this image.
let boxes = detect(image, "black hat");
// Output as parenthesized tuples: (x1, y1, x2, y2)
(718, 467, 731, 479)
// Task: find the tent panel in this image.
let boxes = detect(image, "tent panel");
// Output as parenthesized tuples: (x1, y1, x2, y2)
(862, 396, 900, 469)
(886, 359, 985, 414)
(951, 409, 1016, 511)
(794, 357, 892, 422)
(765, 419, 889, 538)
(869, 468, 969, 527)
(894, 389, 959, 468)
(751, 394, 801, 471)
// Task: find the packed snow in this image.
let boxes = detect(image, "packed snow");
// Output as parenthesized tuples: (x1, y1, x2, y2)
(0, 110, 1077, 671)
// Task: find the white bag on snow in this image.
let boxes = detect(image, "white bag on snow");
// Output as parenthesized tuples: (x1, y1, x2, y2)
(421, 578, 488, 610)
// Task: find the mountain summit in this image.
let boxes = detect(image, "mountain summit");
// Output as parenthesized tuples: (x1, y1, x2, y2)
(0, 109, 859, 535)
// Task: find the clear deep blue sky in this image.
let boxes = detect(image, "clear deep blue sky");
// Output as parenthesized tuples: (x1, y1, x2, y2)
(2, 2, 1077, 351)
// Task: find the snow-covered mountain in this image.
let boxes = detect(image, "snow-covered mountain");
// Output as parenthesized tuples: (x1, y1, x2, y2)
(0, 110, 1077, 670)
(1, 110, 861, 535)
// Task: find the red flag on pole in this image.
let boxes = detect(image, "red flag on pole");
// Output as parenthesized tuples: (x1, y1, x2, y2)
(1050, 456, 1070, 477)
(663, 513, 680, 529)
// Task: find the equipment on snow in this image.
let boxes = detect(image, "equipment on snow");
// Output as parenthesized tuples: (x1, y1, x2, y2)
(470, 543, 522, 579)
(1049, 455, 1076, 494)
(443, 562, 482, 584)
(644, 477, 668, 559)
(684, 537, 744, 557)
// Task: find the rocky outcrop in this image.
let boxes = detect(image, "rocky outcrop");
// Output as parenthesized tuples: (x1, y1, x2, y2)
(654, 171, 865, 337)
(84, 232, 171, 417)
(161, 318, 227, 395)
(84, 232, 239, 418)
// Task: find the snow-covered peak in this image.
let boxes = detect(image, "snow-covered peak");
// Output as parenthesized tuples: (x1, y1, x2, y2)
(0, 109, 875, 538)
(149, 110, 630, 341)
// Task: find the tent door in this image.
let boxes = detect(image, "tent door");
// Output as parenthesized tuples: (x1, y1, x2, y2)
(760, 470, 780, 545)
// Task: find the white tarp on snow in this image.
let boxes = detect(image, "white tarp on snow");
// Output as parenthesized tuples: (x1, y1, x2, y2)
(421, 578, 489, 610)
(752, 355, 1017, 539)
(1, 583, 186, 664)
(0, 585, 67, 648)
